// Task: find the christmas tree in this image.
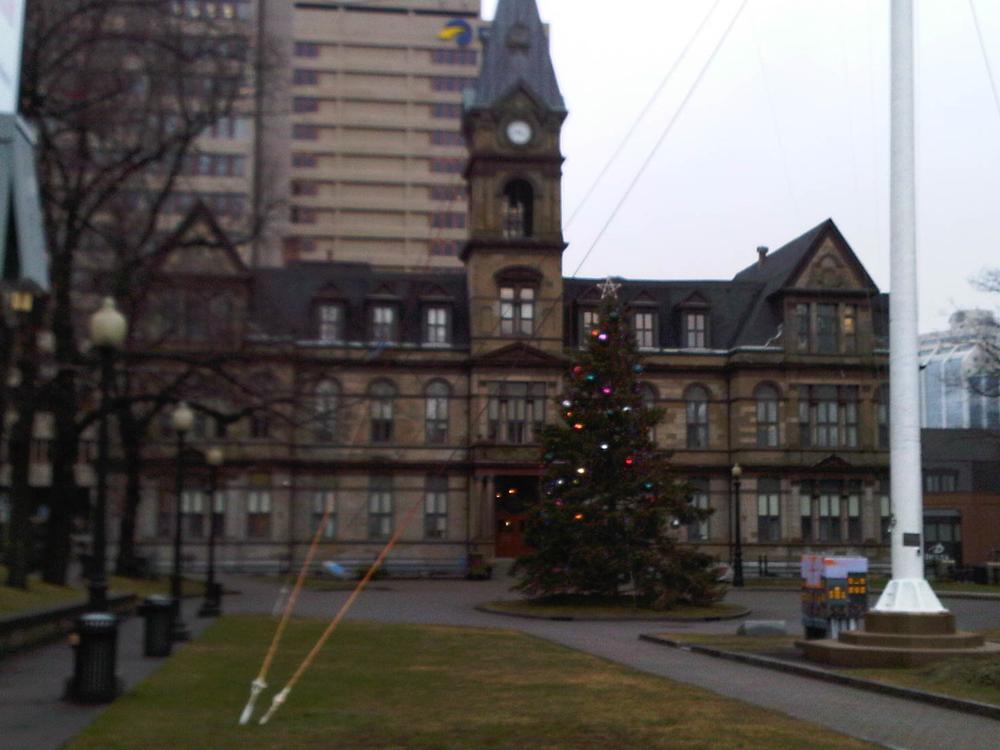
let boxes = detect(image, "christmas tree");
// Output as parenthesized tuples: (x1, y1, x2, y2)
(514, 282, 723, 609)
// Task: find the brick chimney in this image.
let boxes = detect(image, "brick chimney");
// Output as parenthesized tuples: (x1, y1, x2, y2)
(757, 246, 769, 267)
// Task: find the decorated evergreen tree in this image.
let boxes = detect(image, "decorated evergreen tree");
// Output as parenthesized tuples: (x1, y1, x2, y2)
(514, 282, 723, 609)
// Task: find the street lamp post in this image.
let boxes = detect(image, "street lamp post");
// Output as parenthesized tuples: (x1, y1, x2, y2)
(87, 298, 127, 611)
(731, 463, 745, 588)
(198, 447, 224, 618)
(170, 401, 195, 642)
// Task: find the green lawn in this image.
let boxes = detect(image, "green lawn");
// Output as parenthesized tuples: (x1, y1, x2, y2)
(655, 631, 1000, 708)
(483, 595, 747, 620)
(66, 616, 880, 750)
(853, 659, 1000, 707)
(0, 565, 203, 617)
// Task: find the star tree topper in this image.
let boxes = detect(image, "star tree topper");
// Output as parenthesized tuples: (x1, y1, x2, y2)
(597, 277, 621, 299)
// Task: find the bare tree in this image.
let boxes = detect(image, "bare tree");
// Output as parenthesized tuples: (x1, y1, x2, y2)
(9, 0, 281, 586)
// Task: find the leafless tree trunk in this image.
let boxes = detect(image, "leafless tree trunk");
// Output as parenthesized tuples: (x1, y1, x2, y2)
(15, 0, 280, 586)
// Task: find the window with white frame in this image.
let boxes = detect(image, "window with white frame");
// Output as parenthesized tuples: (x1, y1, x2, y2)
(633, 311, 656, 349)
(368, 477, 393, 539)
(311, 491, 337, 539)
(317, 304, 343, 343)
(876, 384, 890, 449)
(685, 385, 709, 449)
(247, 490, 272, 539)
(370, 381, 395, 443)
(755, 384, 780, 447)
(424, 476, 448, 539)
(500, 286, 534, 336)
(181, 490, 205, 538)
(579, 308, 599, 347)
(313, 380, 340, 442)
(756, 478, 781, 542)
(371, 305, 398, 344)
(686, 478, 710, 541)
(798, 385, 859, 448)
(425, 381, 450, 444)
(211, 489, 226, 537)
(487, 382, 546, 444)
(684, 312, 707, 348)
(424, 306, 450, 345)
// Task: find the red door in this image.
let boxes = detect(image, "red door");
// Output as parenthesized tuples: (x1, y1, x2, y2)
(494, 476, 537, 558)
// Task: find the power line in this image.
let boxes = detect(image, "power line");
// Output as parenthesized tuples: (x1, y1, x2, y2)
(968, 0, 1000, 127)
(564, 0, 726, 230)
(571, 0, 750, 279)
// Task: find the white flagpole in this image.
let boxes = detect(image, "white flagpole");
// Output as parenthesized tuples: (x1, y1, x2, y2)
(874, 0, 945, 613)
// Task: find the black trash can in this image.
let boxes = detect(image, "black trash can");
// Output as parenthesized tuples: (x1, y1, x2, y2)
(68, 613, 120, 704)
(139, 595, 174, 657)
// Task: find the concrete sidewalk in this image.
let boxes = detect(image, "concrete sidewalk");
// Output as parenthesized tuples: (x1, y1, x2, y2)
(0, 598, 214, 750)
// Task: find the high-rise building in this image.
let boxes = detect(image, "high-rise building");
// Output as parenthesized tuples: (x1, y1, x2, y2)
(275, 0, 484, 268)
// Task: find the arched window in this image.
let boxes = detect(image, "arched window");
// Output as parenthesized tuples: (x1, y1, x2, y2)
(685, 385, 709, 449)
(314, 379, 340, 442)
(876, 383, 889, 448)
(425, 380, 450, 444)
(755, 384, 780, 447)
(502, 179, 534, 238)
(370, 380, 395, 444)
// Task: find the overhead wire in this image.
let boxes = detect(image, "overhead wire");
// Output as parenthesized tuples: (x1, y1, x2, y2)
(563, 0, 726, 230)
(748, 0, 801, 225)
(968, 0, 1000, 126)
(570, 0, 751, 279)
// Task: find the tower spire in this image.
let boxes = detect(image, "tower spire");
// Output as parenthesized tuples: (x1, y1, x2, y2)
(471, 0, 564, 113)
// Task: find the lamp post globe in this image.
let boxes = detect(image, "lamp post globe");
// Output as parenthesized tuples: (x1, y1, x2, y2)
(172, 401, 195, 434)
(89, 297, 127, 349)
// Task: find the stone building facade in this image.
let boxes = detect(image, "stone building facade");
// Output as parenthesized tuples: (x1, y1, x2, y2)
(118, 0, 891, 575)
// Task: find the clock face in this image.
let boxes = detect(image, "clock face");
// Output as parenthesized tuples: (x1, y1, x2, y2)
(506, 120, 533, 146)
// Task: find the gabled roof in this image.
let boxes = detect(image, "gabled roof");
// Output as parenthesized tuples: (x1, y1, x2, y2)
(152, 201, 249, 278)
(470, 0, 565, 113)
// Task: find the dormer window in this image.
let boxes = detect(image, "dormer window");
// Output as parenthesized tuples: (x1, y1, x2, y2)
(684, 312, 707, 348)
(500, 286, 534, 336)
(424, 306, 451, 345)
(317, 304, 343, 343)
(633, 311, 656, 350)
(502, 179, 534, 238)
(793, 302, 862, 354)
(371, 304, 398, 344)
(579, 308, 599, 347)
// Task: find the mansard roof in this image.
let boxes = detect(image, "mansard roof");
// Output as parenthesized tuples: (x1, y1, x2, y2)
(249, 262, 469, 345)
(470, 0, 565, 113)
(243, 221, 887, 353)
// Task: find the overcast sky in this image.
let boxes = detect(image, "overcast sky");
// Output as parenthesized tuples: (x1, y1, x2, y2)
(480, 0, 1000, 333)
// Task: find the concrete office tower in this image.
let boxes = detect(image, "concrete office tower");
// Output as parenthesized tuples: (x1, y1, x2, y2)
(279, 0, 484, 268)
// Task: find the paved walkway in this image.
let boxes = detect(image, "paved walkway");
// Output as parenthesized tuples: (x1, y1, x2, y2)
(2, 576, 999, 750)
(0, 598, 213, 750)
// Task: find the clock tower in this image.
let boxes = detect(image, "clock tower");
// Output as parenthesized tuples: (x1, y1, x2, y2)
(462, 0, 567, 357)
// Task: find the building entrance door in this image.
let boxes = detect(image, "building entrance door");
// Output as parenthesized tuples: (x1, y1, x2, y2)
(494, 476, 537, 558)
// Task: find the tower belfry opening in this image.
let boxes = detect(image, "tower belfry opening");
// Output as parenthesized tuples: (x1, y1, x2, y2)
(502, 180, 533, 238)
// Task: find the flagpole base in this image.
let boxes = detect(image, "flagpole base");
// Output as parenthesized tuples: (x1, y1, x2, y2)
(873, 578, 947, 613)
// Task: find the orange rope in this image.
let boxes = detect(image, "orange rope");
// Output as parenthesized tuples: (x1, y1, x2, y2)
(238, 502, 333, 724)
(258, 497, 425, 725)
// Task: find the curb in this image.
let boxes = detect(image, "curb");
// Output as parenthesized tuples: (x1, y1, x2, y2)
(639, 633, 1000, 722)
(740, 587, 1000, 602)
(476, 602, 751, 623)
